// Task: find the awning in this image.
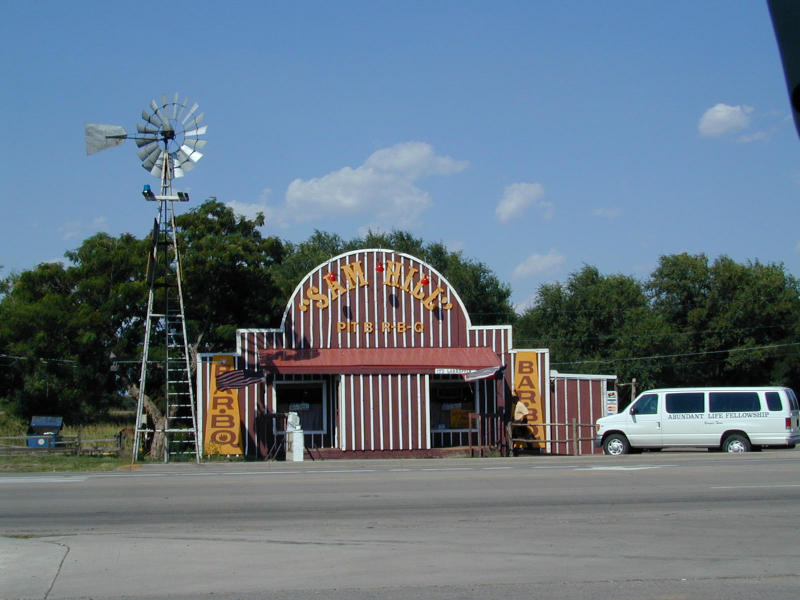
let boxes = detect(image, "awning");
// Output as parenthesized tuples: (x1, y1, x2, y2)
(259, 347, 501, 375)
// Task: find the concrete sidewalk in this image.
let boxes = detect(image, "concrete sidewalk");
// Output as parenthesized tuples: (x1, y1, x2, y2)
(1, 536, 67, 600)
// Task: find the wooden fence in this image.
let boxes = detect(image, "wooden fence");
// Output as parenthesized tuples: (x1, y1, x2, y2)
(507, 419, 598, 455)
(464, 414, 597, 456)
(0, 431, 127, 457)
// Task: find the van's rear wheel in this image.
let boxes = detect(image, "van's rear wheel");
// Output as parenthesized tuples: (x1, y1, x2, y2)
(722, 434, 750, 453)
(603, 434, 630, 456)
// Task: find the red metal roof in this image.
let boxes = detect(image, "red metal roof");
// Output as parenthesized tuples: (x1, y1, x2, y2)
(259, 347, 501, 375)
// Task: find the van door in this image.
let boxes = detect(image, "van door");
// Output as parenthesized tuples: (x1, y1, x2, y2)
(662, 392, 706, 446)
(626, 393, 662, 448)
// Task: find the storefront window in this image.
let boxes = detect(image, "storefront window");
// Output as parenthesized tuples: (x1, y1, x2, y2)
(429, 380, 474, 430)
(277, 384, 324, 432)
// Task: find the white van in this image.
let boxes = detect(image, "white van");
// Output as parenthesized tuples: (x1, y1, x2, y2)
(595, 387, 800, 454)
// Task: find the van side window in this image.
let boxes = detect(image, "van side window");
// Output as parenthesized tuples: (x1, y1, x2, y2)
(666, 392, 704, 414)
(788, 389, 800, 411)
(633, 394, 658, 414)
(709, 392, 760, 413)
(765, 392, 783, 412)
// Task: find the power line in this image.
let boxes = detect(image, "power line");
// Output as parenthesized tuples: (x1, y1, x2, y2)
(0, 353, 78, 366)
(517, 322, 797, 345)
(550, 342, 800, 367)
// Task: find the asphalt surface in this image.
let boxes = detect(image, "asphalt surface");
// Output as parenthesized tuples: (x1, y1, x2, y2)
(2, 451, 799, 599)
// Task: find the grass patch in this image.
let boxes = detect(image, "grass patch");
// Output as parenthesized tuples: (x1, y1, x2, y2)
(0, 453, 131, 473)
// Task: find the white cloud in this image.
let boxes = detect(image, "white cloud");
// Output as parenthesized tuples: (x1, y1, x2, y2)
(698, 103, 753, 137)
(226, 200, 271, 222)
(592, 207, 620, 218)
(495, 182, 552, 223)
(445, 239, 465, 253)
(284, 142, 467, 229)
(59, 216, 109, 240)
(737, 130, 768, 143)
(513, 250, 566, 279)
(364, 142, 467, 178)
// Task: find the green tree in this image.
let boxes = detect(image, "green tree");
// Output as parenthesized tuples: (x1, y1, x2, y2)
(359, 231, 515, 325)
(176, 198, 285, 343)
(273, 231, 351, 302)
(515, 265, 671, 404)
(647, 254, 800, 388)
(0, 200, 285, 424)
(0, 260, 127, 422)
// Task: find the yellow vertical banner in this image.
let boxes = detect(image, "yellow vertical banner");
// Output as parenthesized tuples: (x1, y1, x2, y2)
(513, 352, 545, 448)
(204, 355, 244, 455)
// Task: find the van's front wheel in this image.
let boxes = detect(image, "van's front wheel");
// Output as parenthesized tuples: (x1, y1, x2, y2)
(603, 433, 630, 456)
(722, 434, 751, 453)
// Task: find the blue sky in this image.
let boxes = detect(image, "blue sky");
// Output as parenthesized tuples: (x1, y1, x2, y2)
(2, 1, 800, 311)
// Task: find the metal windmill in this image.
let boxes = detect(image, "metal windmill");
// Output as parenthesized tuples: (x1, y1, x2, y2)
(86, 94, 207, 463)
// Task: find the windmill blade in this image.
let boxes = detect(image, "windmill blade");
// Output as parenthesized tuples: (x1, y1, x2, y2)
(181, 138, 207, 152)
(137, 141, 160, 160)
(174, 95, 190, 122)
(174, 150, 196, 174)
(140, 146, 162, 168)
(137, 123, 160, 134)
(184, 113, 205, 130)
(181, 102, 199, 125)
(155, 100, 171, 129)
(141, 146, 161, 170)
(179, 144, 203, 163)
(84, 123, 127, 155)
(184, 125, 207, 137)
(150, 99, 166, 124)
(135, 135, 159, 148)
(149, 99, 162, 120)
(170, 93, 180, 120)
(142, 109, 162, 128)
(170, 150, 188, 178)
(149, 150, 167, 177)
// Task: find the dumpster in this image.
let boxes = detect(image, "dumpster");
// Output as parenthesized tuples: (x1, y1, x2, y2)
(26, 416, 63, 448)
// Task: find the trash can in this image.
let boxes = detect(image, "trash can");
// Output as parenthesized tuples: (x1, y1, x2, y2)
(26, 416, 63, 448)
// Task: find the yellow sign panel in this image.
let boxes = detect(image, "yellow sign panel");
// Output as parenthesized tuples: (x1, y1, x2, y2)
(450, 409, 471, 429)
(204, 355, 243, 455)
(513, 352, 545, 449)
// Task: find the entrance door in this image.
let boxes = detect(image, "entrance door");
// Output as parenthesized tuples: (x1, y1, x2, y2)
(429, 378, 474, 447)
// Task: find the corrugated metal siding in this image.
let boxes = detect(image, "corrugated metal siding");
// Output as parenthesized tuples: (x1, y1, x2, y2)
(550, 375, 613, 455)
(339, 373, 429, 451)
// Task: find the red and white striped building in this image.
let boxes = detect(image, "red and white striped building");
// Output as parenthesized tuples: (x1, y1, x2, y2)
(197, 249, 615, 458)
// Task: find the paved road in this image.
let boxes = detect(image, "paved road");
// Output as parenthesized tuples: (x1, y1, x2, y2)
(2, 451, 799, 599)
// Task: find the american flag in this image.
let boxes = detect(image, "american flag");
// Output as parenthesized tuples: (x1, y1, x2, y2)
(216, 369, 266, 390)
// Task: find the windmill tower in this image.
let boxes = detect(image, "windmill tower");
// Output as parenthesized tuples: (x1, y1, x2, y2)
(85, 94, 207, 462)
